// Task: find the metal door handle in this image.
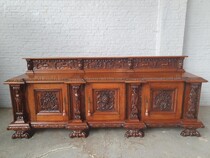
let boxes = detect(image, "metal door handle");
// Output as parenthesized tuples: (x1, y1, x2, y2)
(88, 97, 91, 116)
(145, 98, 149, 116)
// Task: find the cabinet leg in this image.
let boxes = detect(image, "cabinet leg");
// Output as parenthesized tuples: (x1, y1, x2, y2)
(7, 123, 34, 139)
(180, 128, 201, 137)
(12, 130, 33, 139)
(69, 130, 88, 138)
(125, 129, 144, 138)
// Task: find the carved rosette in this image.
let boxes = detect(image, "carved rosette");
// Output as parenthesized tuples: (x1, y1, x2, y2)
(129, 85, 139, 119)
(152, 90, 173, 111)
(72, 85, 81, 120)
(185, 84, 201, 119)
(96, 90, 115, 111)
(39, 91, 59, 112)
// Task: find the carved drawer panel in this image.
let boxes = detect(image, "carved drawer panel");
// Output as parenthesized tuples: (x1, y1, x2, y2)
(86, 83, 125, 121)
(28, 84, 68, 122)
(142, 82, 184, 120)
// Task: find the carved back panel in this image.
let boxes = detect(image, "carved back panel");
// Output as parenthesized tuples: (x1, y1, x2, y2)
(25, 56, 186, 73)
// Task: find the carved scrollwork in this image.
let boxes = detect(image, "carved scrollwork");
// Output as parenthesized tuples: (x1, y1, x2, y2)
(133, 58, 182, 69)
(84, 59, 129, 69)
(185, 84, 201, 119)
(96, 90, 115, 111)
(38, 91, 60, 112)
(26, 57, 185, 71)
(152, 90, 173, 111)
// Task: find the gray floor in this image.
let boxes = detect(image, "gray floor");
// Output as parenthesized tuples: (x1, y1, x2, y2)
(0, 107, 210, 158)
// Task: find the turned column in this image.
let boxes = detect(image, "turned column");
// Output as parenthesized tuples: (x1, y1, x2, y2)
(7, 84, 33, 139)
(124, 83, 145, 138)
(181, 83, 204, 137)
(66, 84, 88, 138)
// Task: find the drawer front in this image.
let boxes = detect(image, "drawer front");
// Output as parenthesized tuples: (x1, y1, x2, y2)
(85, 83, 125, 121)
(142, 82, 184, 121)
(27, 84, 68, 122)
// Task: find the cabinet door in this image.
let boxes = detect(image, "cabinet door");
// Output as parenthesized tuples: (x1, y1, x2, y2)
(85, 83, 125, 121)
(142, 82, 184, 120)
(28, 84, 68, 122)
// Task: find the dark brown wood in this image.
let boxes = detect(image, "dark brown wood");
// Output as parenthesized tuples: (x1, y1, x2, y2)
(4, 56, 207, 138)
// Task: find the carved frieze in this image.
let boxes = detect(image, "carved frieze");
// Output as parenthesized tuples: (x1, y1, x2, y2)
(152, 90, 173, 111)
(84, 59, 130, 69)
(26, 57, 185, 71)
(32, 59, 80, 70)
(95, 90, 115, 111)
(133, 58, 182, 69)
(185, 84, 201, 119)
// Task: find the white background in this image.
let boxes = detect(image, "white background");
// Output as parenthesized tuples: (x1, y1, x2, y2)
(0, 0, 209, 107)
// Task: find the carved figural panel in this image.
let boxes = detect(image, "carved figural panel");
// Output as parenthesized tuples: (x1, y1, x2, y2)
(35, 90, 62, 113)
(95, 90, 116, 111)
(151, 90, 174, 112)
(129, 85, 140, 119)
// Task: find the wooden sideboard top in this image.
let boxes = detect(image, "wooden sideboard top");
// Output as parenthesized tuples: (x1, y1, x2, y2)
(5, 72, 207, 84)
(4, 56, 207, 84)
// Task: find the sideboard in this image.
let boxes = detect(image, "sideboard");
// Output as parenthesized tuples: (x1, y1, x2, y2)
(5, 56, 207, 139)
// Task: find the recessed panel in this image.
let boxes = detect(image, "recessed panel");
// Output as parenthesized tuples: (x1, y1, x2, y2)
(34, 89, 62, 114)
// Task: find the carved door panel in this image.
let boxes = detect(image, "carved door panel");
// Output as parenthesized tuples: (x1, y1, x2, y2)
(142, 82, 184, 120)
(28, 84, 68, 122)
(85, 83, 125, 121)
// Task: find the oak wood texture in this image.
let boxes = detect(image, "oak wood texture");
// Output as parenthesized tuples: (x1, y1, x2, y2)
(4, 56, 207, 138)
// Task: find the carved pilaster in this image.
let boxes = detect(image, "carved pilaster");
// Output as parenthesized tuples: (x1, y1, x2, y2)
(72, 85, 82, 120)
(10, 85, 25, 123)
(8, 85, 33, 139)
(185, 83, 201, 119)
(129, 85, 140, 120)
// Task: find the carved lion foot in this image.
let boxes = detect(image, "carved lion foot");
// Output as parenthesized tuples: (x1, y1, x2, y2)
(125, 129, 144, 138)
(12, 130, 33, 139)
(180, 128, 201, 137)
(69, 130, 88, 138)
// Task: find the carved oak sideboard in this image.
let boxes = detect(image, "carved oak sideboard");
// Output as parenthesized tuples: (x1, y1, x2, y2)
(5, 56, 207, 139)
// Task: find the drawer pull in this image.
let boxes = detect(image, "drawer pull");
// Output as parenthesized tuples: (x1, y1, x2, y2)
(145, 99, 149, 116)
